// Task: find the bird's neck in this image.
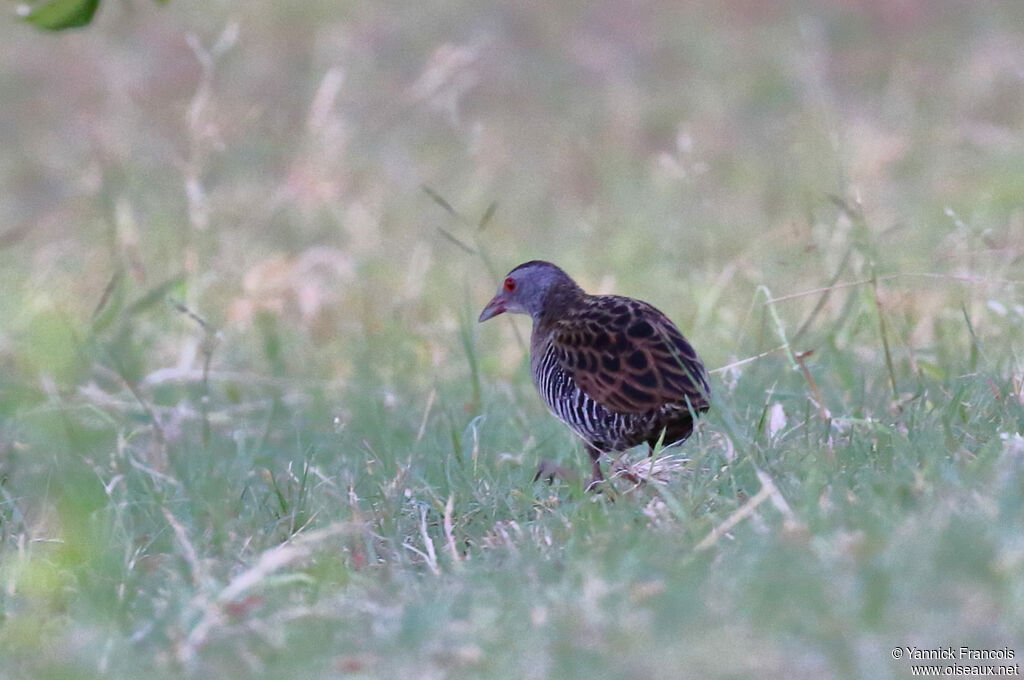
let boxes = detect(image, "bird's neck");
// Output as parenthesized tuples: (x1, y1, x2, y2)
(532, 283, 585, 326)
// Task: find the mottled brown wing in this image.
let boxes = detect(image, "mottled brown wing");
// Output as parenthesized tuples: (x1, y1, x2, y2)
(549, 295, 710, 415)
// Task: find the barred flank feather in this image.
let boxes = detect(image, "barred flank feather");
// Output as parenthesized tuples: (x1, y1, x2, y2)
(532, 332, 701, 453)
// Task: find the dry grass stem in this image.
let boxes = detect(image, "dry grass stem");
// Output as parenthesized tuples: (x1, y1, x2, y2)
(443, 494, 460, 563)
(177, 522, 356, 666)
(694, 468, 791, 552)
(403, 504, 440, 575)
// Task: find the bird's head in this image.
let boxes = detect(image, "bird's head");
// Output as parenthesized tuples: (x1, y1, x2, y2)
(479, 260, 582, 323)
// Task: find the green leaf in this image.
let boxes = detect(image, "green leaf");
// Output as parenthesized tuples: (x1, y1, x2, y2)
(90, 269, 125, 335)
(123, 276, 185, 317)
(22, 0, 100, 30)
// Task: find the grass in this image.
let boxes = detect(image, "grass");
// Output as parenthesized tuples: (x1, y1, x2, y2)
(1, 1, 1024, 678)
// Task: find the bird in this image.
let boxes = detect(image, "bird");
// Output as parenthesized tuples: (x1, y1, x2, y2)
(478, 260, 710, 489)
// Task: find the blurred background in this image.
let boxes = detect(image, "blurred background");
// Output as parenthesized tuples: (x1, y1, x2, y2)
(1, 1, 1023, 678)
(3, 0, 1021, 383)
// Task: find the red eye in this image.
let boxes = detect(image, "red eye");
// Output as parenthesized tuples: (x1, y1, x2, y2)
(503, 277, 516, 292)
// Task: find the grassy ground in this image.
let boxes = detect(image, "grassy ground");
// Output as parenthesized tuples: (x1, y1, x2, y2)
(1, 1, 1023, 678)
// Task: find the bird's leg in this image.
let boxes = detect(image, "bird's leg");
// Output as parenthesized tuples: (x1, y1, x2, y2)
(584, 443, 605, 492)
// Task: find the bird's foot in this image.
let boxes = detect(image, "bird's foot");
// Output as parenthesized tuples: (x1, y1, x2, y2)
(610, 467, 644, 486)
(533, 460, 613, 499)
(533, 459, 578, 485)
(584, 477, 616, 501)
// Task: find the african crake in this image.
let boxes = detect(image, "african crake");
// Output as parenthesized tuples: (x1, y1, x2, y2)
(479, 261, 710, 488)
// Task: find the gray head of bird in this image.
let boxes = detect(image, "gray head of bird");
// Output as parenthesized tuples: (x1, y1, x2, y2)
(478, 260, 583, 323)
